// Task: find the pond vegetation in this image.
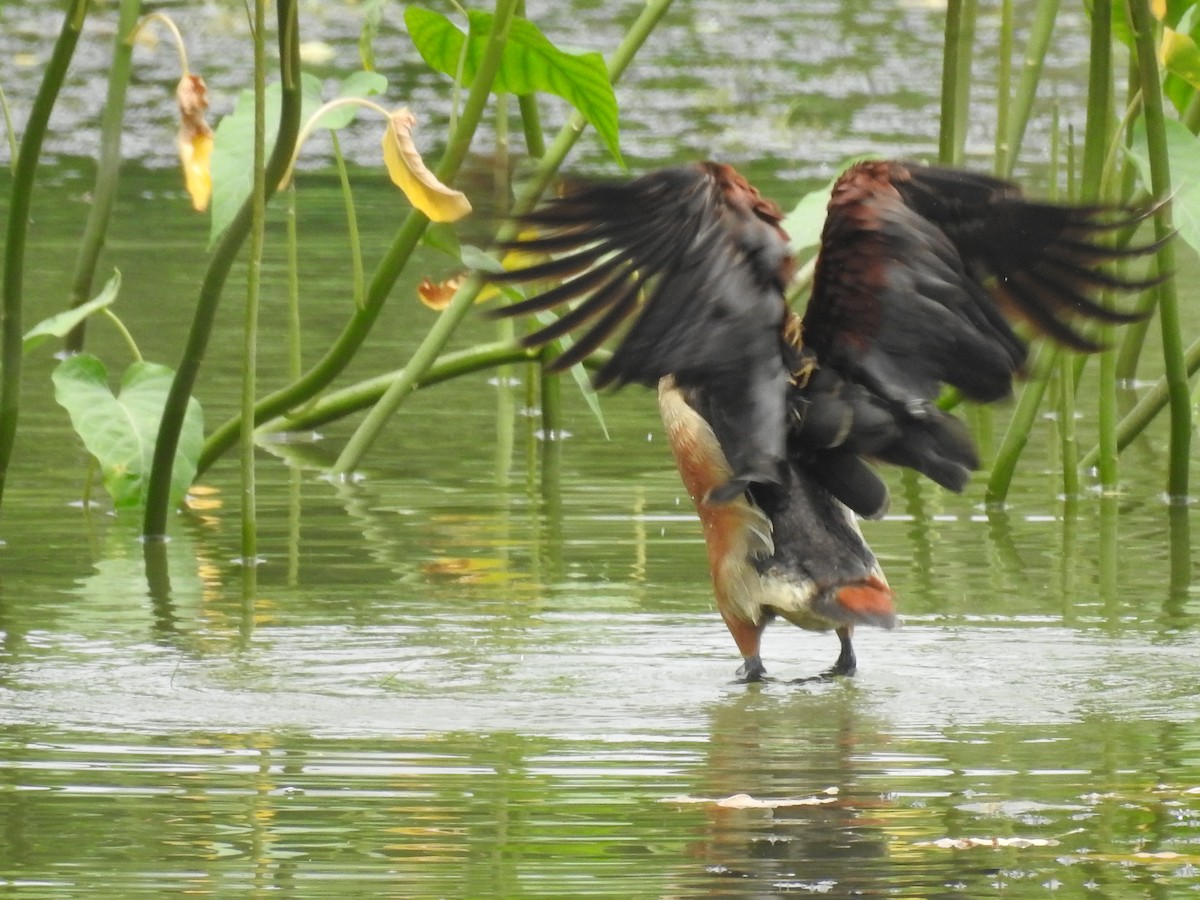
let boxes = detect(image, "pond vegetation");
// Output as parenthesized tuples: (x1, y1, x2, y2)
(1, 0, 1199, 895)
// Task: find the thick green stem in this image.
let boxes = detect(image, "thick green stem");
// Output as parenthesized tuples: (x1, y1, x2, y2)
(198, 0, 676, 477)
(0, 0, 90, 513)
(1004, 0, 1060, 167)
(1086, 0, 1119, 490)
(1127, 0, 1188, 500)
(240, 0, 269, 565)
(938, 0, 975, 164)
(985, 342, 1053, 504)
(515, 0, 545, 158)
(994, 0, 1013, 175)
(266, 342, 543, 432)
(331, 0, 517, 474)
(66, 0, 142, 353)
(286, 186, 302, 380)
(987, 0, 1105, 503)
(1081, 333, 1200, 469)
(142, 0, 302, 537)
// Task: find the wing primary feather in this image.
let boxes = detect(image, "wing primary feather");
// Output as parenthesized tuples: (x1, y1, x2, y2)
(545, 279, 643, 375)
(521, 273, 637, 348)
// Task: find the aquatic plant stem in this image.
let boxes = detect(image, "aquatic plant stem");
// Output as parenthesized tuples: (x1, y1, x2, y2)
(240, 0, 269, 566)
(329, 0, 517, 475)
(198, 0, 676, 477)
(1003, 0, 1059, 169)
(330, 132, 366, 309)
(65, 0, 142, 353)
(1080, 336, 1200, 470)
(938, 0, 975, 164)
(994, 0, 1012, 175)
(265, 342, 547, 432)
(1086, 0, 1120, 490)
(1127, 0, 1188, 501)
(986, 0, 1107, 503)
(0, 0, 90, 513)
(142, 0, 302, 538)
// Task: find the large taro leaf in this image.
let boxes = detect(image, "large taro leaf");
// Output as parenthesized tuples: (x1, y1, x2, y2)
(52, 354, 204, 511)
(405, 7, 622, 165)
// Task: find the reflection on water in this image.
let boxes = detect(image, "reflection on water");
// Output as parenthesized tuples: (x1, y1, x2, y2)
(2, 0, 1200, 894)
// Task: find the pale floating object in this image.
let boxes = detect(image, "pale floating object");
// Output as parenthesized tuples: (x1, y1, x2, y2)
(381, 108, 472, 223)
(661, 787, 839, 809)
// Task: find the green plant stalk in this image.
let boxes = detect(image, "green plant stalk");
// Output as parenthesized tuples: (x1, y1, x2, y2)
(540, 344, 563, 439)
(1080, 334, 1200, 468)
(953, 0, 976, 161)
(102, 308, 143, 362)
(1003, 0, 1060, 169)
(987, 0, 1106, 502)
(66, 0, 142, 353)
(1127, 0, 1188, 500)
(518, 94, 545, 158)
(985, 341, 1053, 504)
(266, 342, 545, 432)
(493, 92, 516, 486)
(1114, 62, 1155, 380)
(514, 0, 545, 158)
(286, 185, 302, 380)
(938, 0, 969, 164)
(1085, 0, 1118, 490)
(241, 0, 269, 564)
(1051, 115, 1080, 497)
(1057, 353, 1079, 496)
(0, 85, 17, 172)
(994, 0, 1013, 175)
(142, 0, 302, 538)
(0, 0, 90, 512)
(331, 0, 518, 475)
(330, 131, 365, 309)
(199, 0, 676, 477)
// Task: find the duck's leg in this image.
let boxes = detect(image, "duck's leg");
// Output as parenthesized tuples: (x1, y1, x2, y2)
(829, 625, 856, 677)
(722, 608, 768, 682)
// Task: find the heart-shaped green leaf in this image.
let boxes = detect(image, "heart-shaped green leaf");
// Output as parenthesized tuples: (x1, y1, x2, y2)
(52, 354, 204, 511)
(405, 7, 622, 165)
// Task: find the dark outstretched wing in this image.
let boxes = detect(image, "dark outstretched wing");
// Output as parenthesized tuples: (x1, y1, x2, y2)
(795, 159, 1157, 502)
(490, 162, 795, 499)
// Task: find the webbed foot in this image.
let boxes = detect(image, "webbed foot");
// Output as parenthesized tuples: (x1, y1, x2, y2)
(735, 654, 767, 683)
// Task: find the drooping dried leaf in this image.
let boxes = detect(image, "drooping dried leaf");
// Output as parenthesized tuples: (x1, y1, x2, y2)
(381, 108, 471, 223)
(417, 273, 466, 310)
(417, 272, 496, 310)
(176, 74, 213, 211)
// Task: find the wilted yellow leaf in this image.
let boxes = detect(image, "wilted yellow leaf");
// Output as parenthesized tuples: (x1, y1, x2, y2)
(417, 274, 466, 310)
(417, 273, 496, 310)
(381, 108, 471, 223)
(176, 74, 213, 211)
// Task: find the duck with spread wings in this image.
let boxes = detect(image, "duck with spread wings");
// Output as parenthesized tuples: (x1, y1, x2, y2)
(488, 159, 1157, 681)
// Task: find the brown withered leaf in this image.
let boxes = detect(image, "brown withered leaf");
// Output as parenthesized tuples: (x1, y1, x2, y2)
(381, 108, 471, 223)
(417, 274, 466, 311)
(176, 73, 213, 211)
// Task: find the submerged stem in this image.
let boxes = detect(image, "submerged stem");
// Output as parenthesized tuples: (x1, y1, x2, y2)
(142, 0, 302, 538)
(0, 0, 91, 513)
